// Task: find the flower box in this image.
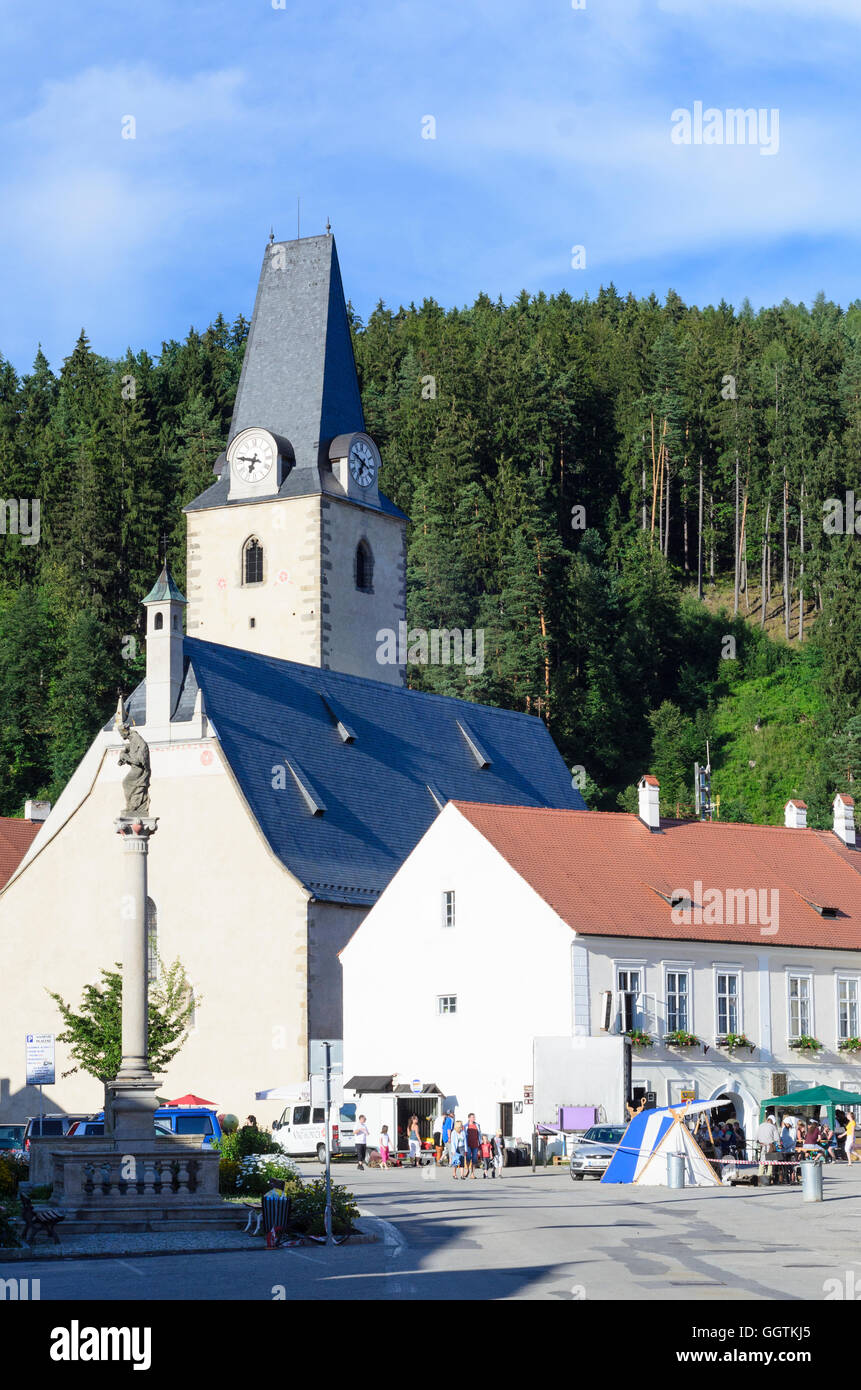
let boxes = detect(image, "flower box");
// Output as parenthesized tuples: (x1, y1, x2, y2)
(625, 1029, 654, 1048)
(838, 1037, 861, 1053)
(663, 1030, 700, 1048)
(715, 1034, 755, 1053)
(788, 1036, 823, 1052)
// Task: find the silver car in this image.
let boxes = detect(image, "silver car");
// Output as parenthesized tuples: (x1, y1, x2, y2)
(569, 1124, 626, 1180)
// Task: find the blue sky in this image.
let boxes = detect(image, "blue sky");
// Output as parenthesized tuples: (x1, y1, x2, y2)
(1, 0, 860, 374)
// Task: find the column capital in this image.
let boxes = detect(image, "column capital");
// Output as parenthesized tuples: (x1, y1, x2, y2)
(114, 816, 159, 845)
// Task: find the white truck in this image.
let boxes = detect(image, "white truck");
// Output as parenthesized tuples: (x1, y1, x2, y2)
(266, 1081, 357, 1163)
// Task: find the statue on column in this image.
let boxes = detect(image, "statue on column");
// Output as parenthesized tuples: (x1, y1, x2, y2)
(117, 722, 151, 816)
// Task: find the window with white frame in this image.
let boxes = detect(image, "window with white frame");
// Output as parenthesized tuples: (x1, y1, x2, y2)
(788, 973, 812, 1038)
(716, 971, 740, 1036)
(442, 891, 455, 929)
(437, 995, 457, 1015)
(616, 967, 641, 1032)
(838, 976, 859, 1042)
(666, 970, 690, 1032)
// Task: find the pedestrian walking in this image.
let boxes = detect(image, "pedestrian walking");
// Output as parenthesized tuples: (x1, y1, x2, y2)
(450, 1120, 466, 1178)
(492, 1129, 505, 1177)
(379, 1124, 391, 1170)
(756, 1112, 780, 1183)
(408, 1115, 422, 1167)
(441, 1109, 454, 1166)
(480, 1134, 493, 1177)
(845, 1112, 858, 1163)
(355, 1113, 370, 1170)
(779, 1116, 797, 1184)
(432, 1111, 443, 1159)
(464, 1112, 482, 1179)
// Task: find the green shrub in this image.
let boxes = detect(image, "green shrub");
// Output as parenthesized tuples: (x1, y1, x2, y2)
(0, 1156, 27, 1197)
(287, 1179, 359, 1237)
(0, 1201, 20, 1248)
(214, 1125, 281, 1163)
(218, 1159, 241, 1195)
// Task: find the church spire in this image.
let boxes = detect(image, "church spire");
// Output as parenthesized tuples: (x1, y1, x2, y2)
(227, 234, 364, 471)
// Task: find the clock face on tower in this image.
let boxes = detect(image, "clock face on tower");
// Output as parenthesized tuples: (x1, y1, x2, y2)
(229, 429, 276, 484)
(349, 438, 376, 488)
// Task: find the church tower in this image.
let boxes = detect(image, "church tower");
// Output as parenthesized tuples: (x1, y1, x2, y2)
(184, 234, 407, 684)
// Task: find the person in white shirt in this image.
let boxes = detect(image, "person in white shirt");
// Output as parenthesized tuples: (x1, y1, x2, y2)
(354, 1115, 370, 1170)
(756, 1113, 780, 1183)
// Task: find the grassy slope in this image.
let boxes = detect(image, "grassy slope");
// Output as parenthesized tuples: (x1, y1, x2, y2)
(709, 646, 826, 825)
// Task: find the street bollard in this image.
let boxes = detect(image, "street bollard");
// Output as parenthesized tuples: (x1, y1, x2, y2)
(667, 1151, 686, 1188)
(800, 1160, 824, 1202)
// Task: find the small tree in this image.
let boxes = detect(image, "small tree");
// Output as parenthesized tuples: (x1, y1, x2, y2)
(47, 958, 198, 1104)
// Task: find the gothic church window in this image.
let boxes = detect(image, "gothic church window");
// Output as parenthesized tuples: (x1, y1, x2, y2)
(355, 539, 373, 593)
(244, 537, 264, 585)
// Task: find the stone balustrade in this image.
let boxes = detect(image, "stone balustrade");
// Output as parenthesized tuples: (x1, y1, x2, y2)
(47, 1141, 234, 1231)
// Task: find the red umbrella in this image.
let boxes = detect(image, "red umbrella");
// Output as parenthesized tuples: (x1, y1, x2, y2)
(164, 1093, 217, 1108)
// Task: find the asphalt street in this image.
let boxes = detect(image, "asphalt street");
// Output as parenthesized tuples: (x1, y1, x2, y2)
(4, 1161, 861, 1301)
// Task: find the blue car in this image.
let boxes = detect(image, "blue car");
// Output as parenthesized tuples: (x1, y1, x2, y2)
(71, 1107, 222, 1148)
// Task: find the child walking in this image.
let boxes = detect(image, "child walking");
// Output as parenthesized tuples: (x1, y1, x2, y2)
(480, 1134, 493, 1177)
(378, 1124, 391, 1170)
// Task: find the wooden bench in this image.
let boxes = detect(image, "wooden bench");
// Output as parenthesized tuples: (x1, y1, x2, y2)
(19, 1192, 64, 1245)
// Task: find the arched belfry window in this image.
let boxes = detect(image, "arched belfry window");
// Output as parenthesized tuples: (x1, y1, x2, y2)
(355, 539, 373, 593)
(154, 611, 164, 631)
(244, 537, 264, 585)
(146, 898, 158, 983)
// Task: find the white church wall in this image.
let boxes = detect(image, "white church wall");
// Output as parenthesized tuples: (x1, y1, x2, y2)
(341, 805, 574, 1140)
(0, 735, 310, 1122)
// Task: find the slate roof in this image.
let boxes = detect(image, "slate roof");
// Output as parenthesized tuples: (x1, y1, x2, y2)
(0, 818, 41, 890)
(180, 639, 586, 905)
(229, 234, 364, 468)
(452, 803, 861, 951)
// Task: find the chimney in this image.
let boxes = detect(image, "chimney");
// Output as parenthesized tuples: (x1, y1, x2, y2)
(24, 799, 51, 822)
(638, 775, 661, 831)
(784, 799, 808, 829)
(833, 793, 856, 847)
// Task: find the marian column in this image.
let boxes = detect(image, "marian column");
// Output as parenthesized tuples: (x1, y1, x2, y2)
(111, 719, 160, 1141)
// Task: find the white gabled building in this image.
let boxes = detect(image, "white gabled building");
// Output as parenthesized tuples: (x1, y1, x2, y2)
(341, 787, 861, 1142)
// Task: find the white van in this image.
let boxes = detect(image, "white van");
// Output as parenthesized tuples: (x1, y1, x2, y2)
(271, 1098, 357, 1163)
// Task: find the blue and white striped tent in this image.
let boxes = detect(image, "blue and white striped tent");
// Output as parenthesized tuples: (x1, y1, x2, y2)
(601, 1100, 722, 1186)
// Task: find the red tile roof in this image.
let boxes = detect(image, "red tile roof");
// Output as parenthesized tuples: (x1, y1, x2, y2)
(0, 817, 41, 891)
(452, 802, 861, 951)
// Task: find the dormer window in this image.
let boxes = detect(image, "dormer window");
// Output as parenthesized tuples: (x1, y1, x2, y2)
(154, 612, 164, 631)
(355, 539, 373, 593)
(244, 537, 264, 585)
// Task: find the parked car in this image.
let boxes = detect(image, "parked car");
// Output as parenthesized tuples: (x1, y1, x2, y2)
(71, 1107, 223, 1148)
(0, 1123, 26, 1153)
(569, 1124, 626, 1180)
(23, 1114, 91, 1153)
(66, 1118, 105, 1137)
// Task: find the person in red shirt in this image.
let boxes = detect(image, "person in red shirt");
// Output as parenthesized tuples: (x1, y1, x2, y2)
(480, 1134, 493, 1177)
(464, 1113, 482, 1178)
